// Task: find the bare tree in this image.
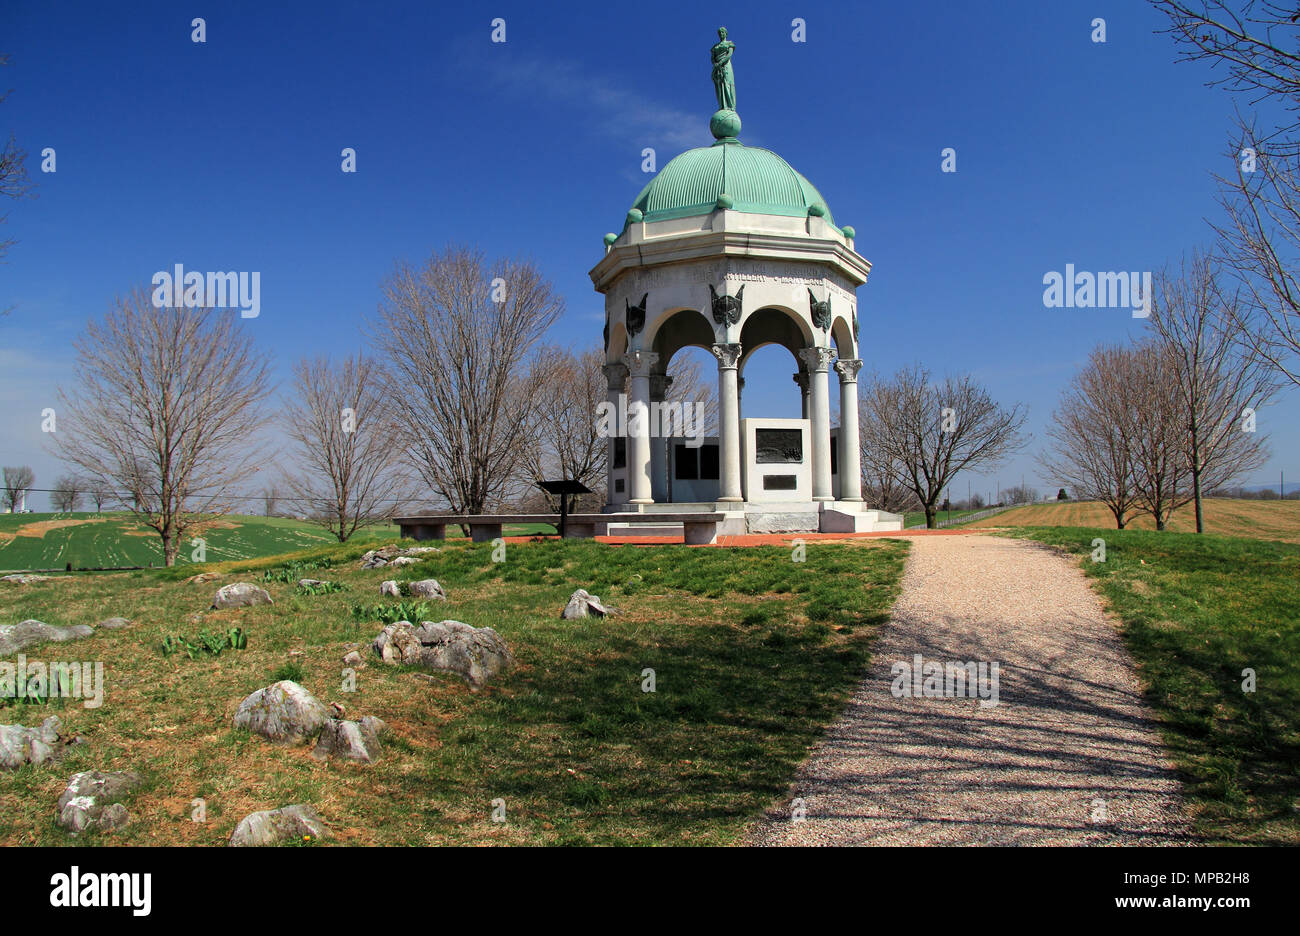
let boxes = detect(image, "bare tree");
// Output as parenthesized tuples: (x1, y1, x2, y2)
(520, 345, 609, 512)
(1151, 1, 1299, 150)
(665, 354, 718, 435)
(1002, 484, 1039, 505)
(283, 354, 407, 542)
(85, 477, 112, 515)
(860, 365, 1029, 528)
(370, 247, 564, 514)
(1039, 345, 1143, 529)
(857, 406, 922, 514)
(1149, 251, 1277, 531)
(1152, 3, 1300, 386)
(261, 484, 280, 518)
(53, 288, 272, 565)
(518, 346, 719, 512)
(50, 474, 81, 513)
(1126, 342, 1196, 530)
(2, 465, 33, 512)
(1214, 118, 1300, 386)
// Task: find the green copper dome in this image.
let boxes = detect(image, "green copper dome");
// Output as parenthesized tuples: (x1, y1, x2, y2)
(625, 140, 836, 229)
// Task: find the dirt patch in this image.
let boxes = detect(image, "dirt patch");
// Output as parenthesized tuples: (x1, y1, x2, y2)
(12, 517, 106, 539)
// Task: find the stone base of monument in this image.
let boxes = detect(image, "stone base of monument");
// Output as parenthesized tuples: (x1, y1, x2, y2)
(602, 502, 903, 537)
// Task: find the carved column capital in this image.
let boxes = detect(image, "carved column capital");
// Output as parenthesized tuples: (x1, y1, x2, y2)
(797, 346, 837, 374)
(710, 342, 743, 370)
(648, 374, 674, 401)
(621, 350, 660, 378)
(792, 371, 809, 392)
(833, 358, 863, 383)
(602, 362, 628, 392)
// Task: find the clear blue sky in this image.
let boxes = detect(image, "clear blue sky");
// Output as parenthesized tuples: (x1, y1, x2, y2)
(2, 0, 1295, 509)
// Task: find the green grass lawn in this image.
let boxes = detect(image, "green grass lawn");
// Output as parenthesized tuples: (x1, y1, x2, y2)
(903, 508, 986, 527)
(0, 512, 405, 571)
(1006, 526, 1300, 845)
(0, 535, 908, 845)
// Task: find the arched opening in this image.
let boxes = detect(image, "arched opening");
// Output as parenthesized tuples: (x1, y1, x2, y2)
(648, 307, 715, 368)
(830, 314, 856, 361)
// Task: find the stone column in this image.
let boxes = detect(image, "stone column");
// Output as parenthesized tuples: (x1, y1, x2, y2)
(622, 351, 658, 505)
(601, 362, 627, 504)
(793, 371, 810, 419)
(710, 343, 743, 503)
(834, 358, 864, 502)
(798, 347, 837, 502)
(649, 374, 673, 503)
(736, 376, 745, 420)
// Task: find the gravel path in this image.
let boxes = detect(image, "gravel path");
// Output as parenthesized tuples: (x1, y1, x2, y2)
(747, 534, 1193, 846)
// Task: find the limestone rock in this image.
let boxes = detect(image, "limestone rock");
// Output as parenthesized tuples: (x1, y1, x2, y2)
(56, 770, 143, 834)
(0, 716, 76, 769)
(1, 573, 49, 585)
(342, 650, 363, 667)
(360, 545, 439, 569)
(212, 582, 273, 610)
(389, 556, 418, 567)
(184, 571, 223, 585)
(408, 579, 446, 601)
(0, 619, 95, 656)
(228, 804, 329, 847)
(371, 620, 511, 689)
(97, 617, 133, 630)
(561, 589, 613, 620)
(297, 578, 329, 588)
(311, 716, 386, 764)
(380, 580, 401, 598)
(233, 680, 329, 744)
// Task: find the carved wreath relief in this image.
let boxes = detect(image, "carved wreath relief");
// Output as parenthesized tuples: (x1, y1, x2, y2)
(625, 292, 648, 337)
(808, 288, 832, 332)
(709, 282, 744, 327)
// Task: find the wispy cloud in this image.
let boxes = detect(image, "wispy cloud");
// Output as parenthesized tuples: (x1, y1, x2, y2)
(447, 46, 711, 153)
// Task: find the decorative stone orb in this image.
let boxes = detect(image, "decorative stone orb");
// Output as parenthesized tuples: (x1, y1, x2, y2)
(842, 225, 856, 239)
(603, 232, 618, 247)
(626, 208, 644, 225)
(808, 203, 826, 218)
(715, 193, 734, 210)
(710, 108, 742, 140)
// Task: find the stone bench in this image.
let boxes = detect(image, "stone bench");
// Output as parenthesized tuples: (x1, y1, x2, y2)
(392, 512, 728, 545)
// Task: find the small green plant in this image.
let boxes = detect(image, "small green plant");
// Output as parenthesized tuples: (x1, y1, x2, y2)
(350, 601, 434, 625)
(270, 661, 306, 683)
(161, 627, 247, 660)
(261, 558, 334, 584)
(296, 580, 349, 596)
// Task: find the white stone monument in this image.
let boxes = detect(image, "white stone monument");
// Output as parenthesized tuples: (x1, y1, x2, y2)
(589, 28, 901, 535)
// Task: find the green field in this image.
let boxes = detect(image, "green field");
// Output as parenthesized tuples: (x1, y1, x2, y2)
(0, 535, 908, 845)
(1008, 526, 1300, 845)
(0, 513, 558, 571)
(967, 498, 1300, 544)
(0, 513, 393, 571)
